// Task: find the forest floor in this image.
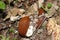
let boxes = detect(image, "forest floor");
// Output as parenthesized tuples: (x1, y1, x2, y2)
(0, 0, 60, 40)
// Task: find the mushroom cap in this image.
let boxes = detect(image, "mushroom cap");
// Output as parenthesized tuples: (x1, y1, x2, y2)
(18, 16, 30, 36)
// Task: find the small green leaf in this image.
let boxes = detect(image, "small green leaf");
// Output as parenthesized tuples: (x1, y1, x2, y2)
(0, 1, 6, 9)
(47, 3, 52, 8)
(9, 28, 15, 33)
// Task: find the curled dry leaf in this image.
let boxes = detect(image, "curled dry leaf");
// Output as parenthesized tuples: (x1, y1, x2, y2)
(3, 2, 39, 21)
(3, 8, 25, 21)
(3, 2, 38, 21)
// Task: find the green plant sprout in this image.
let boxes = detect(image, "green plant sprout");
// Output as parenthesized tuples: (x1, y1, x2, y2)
(47, 3, 52, 9)
(42, 3, 52, 12)
(0, 1, 6, 9)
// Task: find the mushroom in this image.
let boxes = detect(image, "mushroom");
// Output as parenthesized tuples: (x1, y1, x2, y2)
(18, 16, 31, 37)
(18, 15, 45, 37)
(18, 6, 45, 37)
(18, 16, 35, 37)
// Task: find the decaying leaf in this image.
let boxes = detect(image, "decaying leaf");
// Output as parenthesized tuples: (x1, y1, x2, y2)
(3, 2, 39, 21)
(19, 3, 38, 18)
(22, 3, 38, 17)
(3, 7, 25, 21)
(46, 18, 60, 40)
(27, 3, 38, 13)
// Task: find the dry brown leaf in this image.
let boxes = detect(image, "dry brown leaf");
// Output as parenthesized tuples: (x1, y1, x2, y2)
(3, 3, 38, 21)
(22, 3, 38, 17)
(3, 7, 25, 21)
(46, 18, 60, 40)
(19, 3, 38, 18)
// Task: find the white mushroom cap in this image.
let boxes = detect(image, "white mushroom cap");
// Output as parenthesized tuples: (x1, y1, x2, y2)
(26, 25, 34, 37)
